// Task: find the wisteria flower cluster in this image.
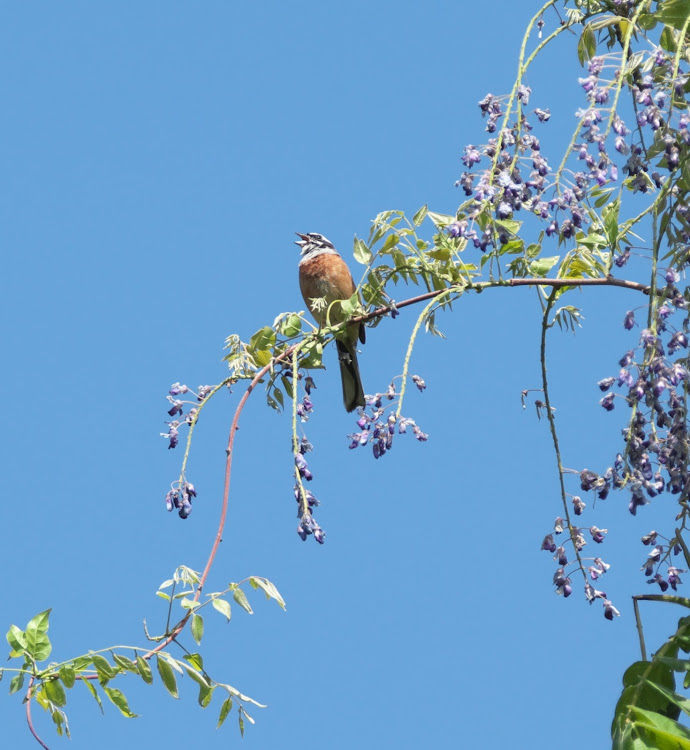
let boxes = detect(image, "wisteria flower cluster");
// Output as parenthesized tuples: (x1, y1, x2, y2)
(541, 511, 617, 618)
(294, 431, 325, 545)
(160, 382, 219, 519)
(347, 376, 428, 459)
(576, 277, 690, 590)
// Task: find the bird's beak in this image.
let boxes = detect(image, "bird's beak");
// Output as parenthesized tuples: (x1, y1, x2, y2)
(294, 232, 308, 246)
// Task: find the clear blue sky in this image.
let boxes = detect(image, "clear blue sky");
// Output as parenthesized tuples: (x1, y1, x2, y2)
(2, 2, 677, 748)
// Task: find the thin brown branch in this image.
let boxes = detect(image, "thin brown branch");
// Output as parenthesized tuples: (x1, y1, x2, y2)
(352, 275, 651, 326)
(26, 678, 51, 750)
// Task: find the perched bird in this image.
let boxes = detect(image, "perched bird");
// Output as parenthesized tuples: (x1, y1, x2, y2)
(295, 232, 366, 412)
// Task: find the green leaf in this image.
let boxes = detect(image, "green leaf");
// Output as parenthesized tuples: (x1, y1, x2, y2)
(59, 664, 76, 689)
(136, 654, 153, 685)
(426, 247, 451, 261)
(9, 671, 25, 695)
(249, 326, 276, 353)
(182, 653, 204, 671)
(657, 0, 690, 30)
(198, 684, 214, 708)
(51, 708, 68, 737)
(217, 697, 233, 728)
(25, 609, 52, 661)
(412, 205, 428, 227)
(191, 614, 204, 645)
(660, 25, 678, 53)
(655, 657, 690, 671)
(603, 198, 621, 248)
(280, 313, 302, 338)
(353, 237, 372, 265)
(249, 577, 286, 610)
(637, 12, 658, 30)
(112, 654, 138, 673)
(529, 256, 559, 276)
(212, 598, 232, 622)
(6, 625, 27, 658)
(91, 654, 117, 683)
(577, 24, 596, 65)
(82, 677, 104, 713)
(232, 587, 254, 614)
(338, 293, 361, 316)
(25, 609, 51, 637)
(156, 655, 179, 699)
(104, 686, 138, 718)
(180, 597, 200, 610)
(45, 677, 67, 707)
(380, 233, 399, 254)
(426, 211, 455, 228)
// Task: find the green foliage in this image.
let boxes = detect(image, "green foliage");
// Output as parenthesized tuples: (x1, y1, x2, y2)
(612, 617, 690, 749)
(5, 568, 284, 740)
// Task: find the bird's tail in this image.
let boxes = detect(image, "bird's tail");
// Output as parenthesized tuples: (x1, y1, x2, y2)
(336, 339, 365, 413)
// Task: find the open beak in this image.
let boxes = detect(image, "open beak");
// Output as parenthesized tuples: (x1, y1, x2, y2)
(294, 232, 309, 246)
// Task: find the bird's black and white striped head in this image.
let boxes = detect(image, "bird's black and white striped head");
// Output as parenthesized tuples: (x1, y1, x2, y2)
(295, 232, 337, 258)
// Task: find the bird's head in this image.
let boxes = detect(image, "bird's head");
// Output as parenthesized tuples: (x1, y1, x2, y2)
(295, 232, 335, 256)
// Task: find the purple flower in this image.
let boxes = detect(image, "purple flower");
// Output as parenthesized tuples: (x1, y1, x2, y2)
(580, 470, 601, 491)
(588, 56, 604, 75)
(640, 329, 656, 346)
(572, 496, 586, 515)
(517, 84, 531, 104)
(295, 453, 313, 481)
(168, 400, 183, 417)
(598, 377, 615, 391)
(197, 385, 213, 401)
(600, 393, 615, 411)
(669, 331, 688, 352)
(496, 201, 512, 219)
(603, 601, 620, 620)
(579, 75, 596, 92)
(649, 573, 669, 592)
(555, 546, 568, 565)
(304, 376, 316, 394)
(623, 311, 635, 330)
(462, 145, 481, 167)
(541, 534, 557, 553)
(169, 383, 189, 396)
(162, 426, 179, 450)
(618, 369, 634, 387)
(534, 108, 551, 122)
(448, 221, 466, 238)
(590, 526, 607, 544)
(668, 566, 684, 590)
(413, 425, 429, 442)
(412, 374, 426, 391)
(614, 247, 631, 267)
(165, 491, 176, 512)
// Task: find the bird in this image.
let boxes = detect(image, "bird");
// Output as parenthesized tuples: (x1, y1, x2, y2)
(295, 232, 366, 412)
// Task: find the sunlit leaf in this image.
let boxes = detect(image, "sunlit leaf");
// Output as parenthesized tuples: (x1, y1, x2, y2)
(104, 686, 138, 718)
(217, 697, 233, 728)
(232, 588, 254, 614)
(156, 655, 179, 699)
(212, 598, 232, 622)
(45, 677, 67, 707)
(136, 654, 153, 685)
(191, 614, 204, 645)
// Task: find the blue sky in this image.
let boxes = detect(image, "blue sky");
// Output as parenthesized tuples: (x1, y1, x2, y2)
(2, 2, 680, 748)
